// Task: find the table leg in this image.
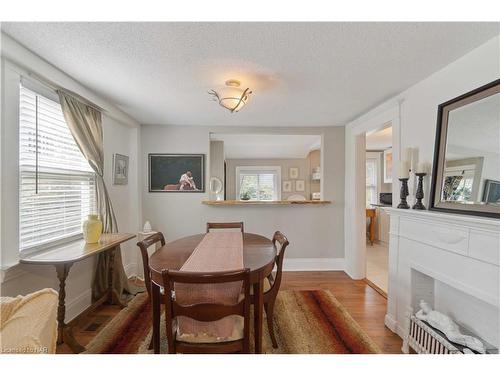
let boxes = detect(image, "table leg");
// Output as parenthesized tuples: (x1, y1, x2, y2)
(55, 263, 85, 353)
(108, 246, 127, 308)
(253, 279, 264, 354)
(152, 282, 161, 354)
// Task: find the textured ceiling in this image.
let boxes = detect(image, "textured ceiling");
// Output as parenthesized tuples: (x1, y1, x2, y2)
(2, 22, 499, 126)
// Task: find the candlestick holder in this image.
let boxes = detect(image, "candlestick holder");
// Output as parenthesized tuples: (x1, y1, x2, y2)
(412, 172, 427, 210)
(398, 178, 410, 209)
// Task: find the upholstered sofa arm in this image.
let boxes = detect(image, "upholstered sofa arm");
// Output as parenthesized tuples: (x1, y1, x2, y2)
(1, 288, 58, 354)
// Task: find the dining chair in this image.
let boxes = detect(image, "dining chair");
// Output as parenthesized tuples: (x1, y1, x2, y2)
(137, 232, 166, 297)
(253, 231, 289, 348)
(161, 268, 251, 354)
(206, 222, 244, 233)
(136, 232, 166, 349)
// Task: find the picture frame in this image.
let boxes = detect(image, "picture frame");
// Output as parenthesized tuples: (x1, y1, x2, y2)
(289, 167, 299, 179)
(113, 153, 129, 185)
(482, 179, 500, 204)
(383, 148, 393, 183)
(148, 154, 205, 192)
(283, 180, 292, 192)
(295, 180, 305, 192)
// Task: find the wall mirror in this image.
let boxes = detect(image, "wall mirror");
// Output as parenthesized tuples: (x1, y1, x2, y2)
(209, 133, 322, 202)
(430, 79, 500, 218)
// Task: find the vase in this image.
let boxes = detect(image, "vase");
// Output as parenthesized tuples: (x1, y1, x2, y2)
(82, 214, 103, 243)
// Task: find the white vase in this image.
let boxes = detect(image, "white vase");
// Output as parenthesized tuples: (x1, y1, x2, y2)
(143, 220, 152, 233)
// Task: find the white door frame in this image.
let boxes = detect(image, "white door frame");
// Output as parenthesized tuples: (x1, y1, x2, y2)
(344, 104, 401, 279)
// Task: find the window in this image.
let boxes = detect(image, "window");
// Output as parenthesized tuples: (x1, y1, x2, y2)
(19, 85, 96, 252)
(366, 157, 378, 207)
(442, 165, 476, 202)
(236, 166, 281, 201)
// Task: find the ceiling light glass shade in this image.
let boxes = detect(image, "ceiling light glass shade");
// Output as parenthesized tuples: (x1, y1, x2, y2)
(209, 80, 252, 113)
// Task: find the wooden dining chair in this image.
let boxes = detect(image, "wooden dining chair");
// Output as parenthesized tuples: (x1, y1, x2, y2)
(206, 222, 244, 233)
(161, 269, 251, 354)
(253, 231, 289, 348)
(136, 232, 166, 349)
(137, 232, 166, 297)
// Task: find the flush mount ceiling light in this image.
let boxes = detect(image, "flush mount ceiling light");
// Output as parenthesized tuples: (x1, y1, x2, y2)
(208, 79, 252, 113)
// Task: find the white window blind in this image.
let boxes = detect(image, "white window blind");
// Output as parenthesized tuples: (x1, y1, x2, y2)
(366, 158, 378, 207)
(19, 85, 96, 252)
(236, 166, 281, 201)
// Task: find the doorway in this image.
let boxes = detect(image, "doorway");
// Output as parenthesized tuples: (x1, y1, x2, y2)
(364, 125, 393, 296)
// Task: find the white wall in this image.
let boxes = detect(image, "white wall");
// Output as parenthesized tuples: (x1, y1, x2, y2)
(209, 140, 225, 200)
(346, 35, 500, 336)
(345, 35, 500, 280)
(141, 125, 345, 267)
(0, 34, 142, 322)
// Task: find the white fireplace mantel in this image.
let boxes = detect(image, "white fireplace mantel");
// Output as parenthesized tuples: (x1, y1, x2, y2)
(383, 208, 500, 348)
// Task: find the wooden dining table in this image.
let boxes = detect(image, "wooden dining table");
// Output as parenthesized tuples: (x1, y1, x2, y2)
(148, 232, 277, 354)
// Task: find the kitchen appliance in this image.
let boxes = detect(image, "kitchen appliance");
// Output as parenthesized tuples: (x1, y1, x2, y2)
(379, 193, 392, 205)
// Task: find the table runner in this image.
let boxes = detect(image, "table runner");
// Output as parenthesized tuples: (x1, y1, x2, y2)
(175, 232, 244, 341)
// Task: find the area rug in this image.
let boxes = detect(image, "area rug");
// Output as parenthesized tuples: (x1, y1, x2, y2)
(84, 290, 381, 354)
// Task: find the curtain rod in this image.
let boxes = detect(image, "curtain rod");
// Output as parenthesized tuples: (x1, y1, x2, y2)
(24, 70, 106, 113)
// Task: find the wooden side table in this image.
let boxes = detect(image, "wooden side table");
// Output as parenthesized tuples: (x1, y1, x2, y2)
(20, 233, 136, 353)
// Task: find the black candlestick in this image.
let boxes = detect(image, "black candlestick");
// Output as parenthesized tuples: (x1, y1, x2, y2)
(412, 173, 427, 210)
(398, 178, 410, 209)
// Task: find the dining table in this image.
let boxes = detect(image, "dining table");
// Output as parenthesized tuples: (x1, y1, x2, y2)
(148, 232, 277, 354)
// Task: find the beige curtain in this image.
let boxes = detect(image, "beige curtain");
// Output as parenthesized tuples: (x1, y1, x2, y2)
(57, 90, 142, 301)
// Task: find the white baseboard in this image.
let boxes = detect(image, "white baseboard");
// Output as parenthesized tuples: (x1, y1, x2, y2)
(283, 258, 345, 271)
(65, 262, 138, 323)
(384, 313, 398, 333)
(66, 289, 92, 323)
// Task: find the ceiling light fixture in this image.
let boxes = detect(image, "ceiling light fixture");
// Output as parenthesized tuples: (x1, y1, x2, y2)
(208, 79, 252, 113)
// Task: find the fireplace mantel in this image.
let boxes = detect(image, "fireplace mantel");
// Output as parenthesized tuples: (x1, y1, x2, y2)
(383, 208, 500, 350)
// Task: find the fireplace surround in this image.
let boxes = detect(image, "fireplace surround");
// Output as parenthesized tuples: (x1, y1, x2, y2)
(383, 208, 500, 350)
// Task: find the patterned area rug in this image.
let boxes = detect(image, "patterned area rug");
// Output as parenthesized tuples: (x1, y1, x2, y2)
(84, 290, 381, 354)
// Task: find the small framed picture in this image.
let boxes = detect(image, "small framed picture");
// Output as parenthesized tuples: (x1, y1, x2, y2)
(482, 179, 500, 204)
(283, 180, 292, 192)
(289, 167, 299, 179)
(295, 180, 305, 192)
(113, 153, 129, 185)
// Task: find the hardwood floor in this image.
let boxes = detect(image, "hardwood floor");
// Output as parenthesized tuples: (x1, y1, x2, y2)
(57, 271, 402, 354)
(280, 271, 402, 353)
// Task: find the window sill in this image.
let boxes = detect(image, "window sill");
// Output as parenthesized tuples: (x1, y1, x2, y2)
(202, 199, 331, 206)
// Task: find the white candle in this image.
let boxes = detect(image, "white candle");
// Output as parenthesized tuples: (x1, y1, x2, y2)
(399, 161, 410, 179)
(404, 147, 413, 167)
(416, 162, 426, 174)
(411, 148, 419, 172)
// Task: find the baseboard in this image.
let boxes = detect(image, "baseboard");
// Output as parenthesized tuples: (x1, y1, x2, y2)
(283, 258, 345, 271)
(66, 288, 92, 323)
(384, 313, 397, 333)
(65, 262, 137, 323)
